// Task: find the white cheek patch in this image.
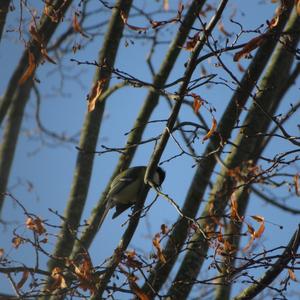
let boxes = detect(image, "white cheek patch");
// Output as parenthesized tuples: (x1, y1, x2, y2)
(153, 172, 161, 186)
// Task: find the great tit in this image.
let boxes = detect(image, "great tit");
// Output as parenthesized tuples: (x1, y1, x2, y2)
(98, 166, 165, 230)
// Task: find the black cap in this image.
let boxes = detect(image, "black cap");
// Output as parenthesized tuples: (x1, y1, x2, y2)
(157, 167, 166, 186)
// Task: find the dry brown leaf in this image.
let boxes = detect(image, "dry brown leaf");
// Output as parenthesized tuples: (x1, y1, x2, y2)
(74, 265, 94, 292)
(233, 35, 266, 61)
(223, 240, 236, 254)
(251, 215, 265, 239)
(246, 223, 255, 235)
(129, 276, 150, 300)
(73, 13, 81, 32)
(243, 216, 265, 252)
(243, 222, 256, 252)
(251, 215, 265, 238)
(26, 217, 46, 235)
(268, 15, 279, 29)
(74, 255, 92, 280)
(243, 235, 255, 252)
(120, 11, 128, 23)
(12, 237, 23, 249)
(288, 268, 297, 281)
(294, 174, 300, 196)
(296, 0, 300, 16)
(251, 215, 264, 223)
(19, 51, 36, 85)
(73, 13, 89, 38)
(230, 192, 243, 222)
(50, 267, 67, 290)
(152, 233, 166, 264)
(192, 94, 203, 113)
(230, 192, 238, 217)
(131, 283, 149, 300)
(183, 33, 199, 51)
(227, 166, 244, 182)
(43, 4, 52, 19)
(203, 117, 217, 141)
(16, 270, 29, 289)
(72, 253, 97, 294)
(44, 4, 60, 23)
(254, 222, 265, 238)
(88, 78, 107, 112)
(126, 250, 136, 259)
(124, 250, 143, 268)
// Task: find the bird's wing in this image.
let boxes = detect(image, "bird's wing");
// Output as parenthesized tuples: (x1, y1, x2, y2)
(112, 203, 132, 219)
(107, 166, 146, 197)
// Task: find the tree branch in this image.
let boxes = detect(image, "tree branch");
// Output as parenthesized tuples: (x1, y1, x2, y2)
(233, 225, 300, 300)
(46, 0, 134, 275)
(71, 0, 207, 258)
(0, 0, 10, 42)
(142, 0, 295, 297)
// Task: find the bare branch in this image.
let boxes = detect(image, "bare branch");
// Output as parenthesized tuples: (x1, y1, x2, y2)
(233, 225, 300, 300)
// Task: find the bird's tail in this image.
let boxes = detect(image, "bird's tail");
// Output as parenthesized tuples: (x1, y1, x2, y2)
(97, 201, 111, 233)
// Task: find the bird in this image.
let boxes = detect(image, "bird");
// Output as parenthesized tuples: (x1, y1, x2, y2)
(97, 166, 165, 230)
